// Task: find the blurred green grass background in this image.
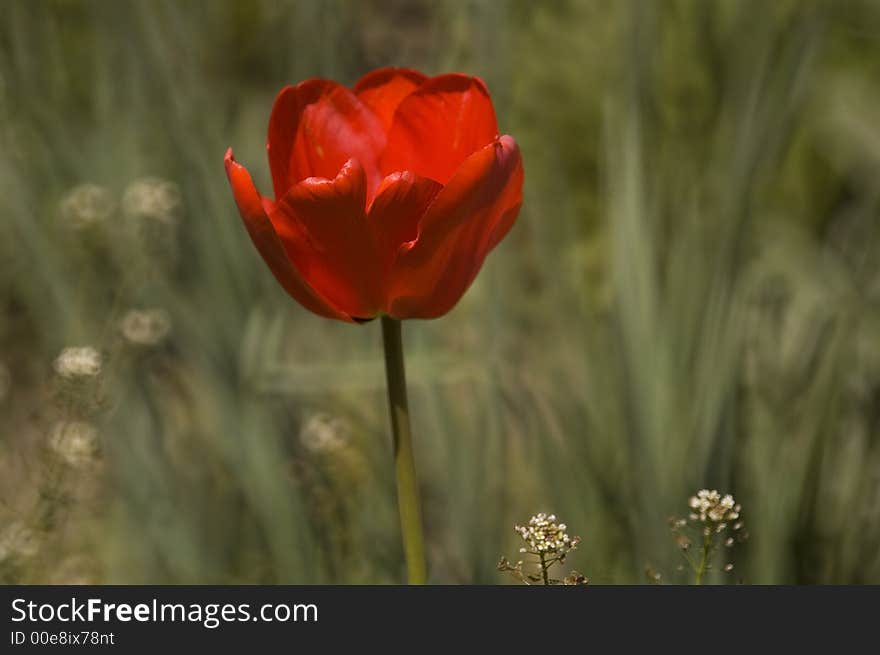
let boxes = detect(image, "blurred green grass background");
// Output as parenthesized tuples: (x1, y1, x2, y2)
(1, 0, 880, 584)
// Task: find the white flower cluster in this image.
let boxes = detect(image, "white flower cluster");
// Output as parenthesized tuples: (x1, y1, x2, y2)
(120, 308, 171, 346)
(53, 346, 102, 379)
(515, 513, 580, 556)
(58, 177, 181, 232)
(299, 413, 351, 454)
(123, 177, 181, 224)
(686, 490, 747, 542)
(59, 184, 115, 229)
(688, 489, 741, 525)
(48, 421, 100, 467)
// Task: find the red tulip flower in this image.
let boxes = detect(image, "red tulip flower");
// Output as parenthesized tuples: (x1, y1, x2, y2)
(225, 67, 523, 322)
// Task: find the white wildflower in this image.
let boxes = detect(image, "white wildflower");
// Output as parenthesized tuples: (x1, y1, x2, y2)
(120, 309, 171, 346)
(122, 177, 181, 224)
(686, 489, 741, 526)
(48, 421, 100, 467)
(53, 346, 101, 379)
(515, 513, 580, 558)
(299, 413, 351, 453)
(59, 184, 114, 229)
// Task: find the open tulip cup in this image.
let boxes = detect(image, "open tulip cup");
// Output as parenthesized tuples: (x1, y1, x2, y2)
(225, 67, 523, 584)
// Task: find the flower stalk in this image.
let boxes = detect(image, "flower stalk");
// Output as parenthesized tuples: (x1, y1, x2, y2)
(380, 317, 427, 584)
(499, 513, 587, 585)
(694, 532, 711, 585)
(669, 489, 748, 585)
(539, 552, 550, 586)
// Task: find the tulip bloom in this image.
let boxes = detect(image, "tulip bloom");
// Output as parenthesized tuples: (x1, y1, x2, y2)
(225, 67, 523, 322)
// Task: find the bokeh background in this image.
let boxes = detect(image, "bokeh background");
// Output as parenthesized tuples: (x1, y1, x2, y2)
(2, 0, 880, 584)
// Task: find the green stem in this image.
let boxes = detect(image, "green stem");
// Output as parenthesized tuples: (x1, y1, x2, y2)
(381, 317, 427, 585)
(694, 535, 711, 585)
(539, 552, 550, 585)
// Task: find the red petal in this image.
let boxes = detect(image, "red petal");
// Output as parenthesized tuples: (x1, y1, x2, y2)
(381, 74, 499, 185)
(223, 149, 353, 322)
(267, 80, 385, 200)
(367, 171, 443, 282)
(273, 159, 382, 319)
(267, 79, 335, 200)
(386, 135, 523, 319)
(353, 67, 428, 133)
(290, 86, 386, 201)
